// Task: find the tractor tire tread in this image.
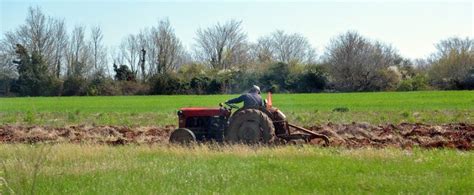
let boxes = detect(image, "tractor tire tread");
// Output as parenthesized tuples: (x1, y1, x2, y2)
(225, 108, 275, 144)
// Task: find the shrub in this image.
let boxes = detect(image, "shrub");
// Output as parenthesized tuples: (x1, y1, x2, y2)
(189, 75, 211, 94)
(370, 68, 402, 91)
(231, 70, 261, 93)
(113, 64, 136, 81)
(397, 80, 413, 91)
(149, 73, 182, 95)
(206, 78, 223, 94)
(458, 68, 474, 90)
(119, 81, 149, 95)
(397, 75, 430, 91)
(288, 64, 328, 93)
(62, 76, 87, 96)
(260, 62, 290, 93)
(86, 75, 121, 96)
(177, 63, 207, 79)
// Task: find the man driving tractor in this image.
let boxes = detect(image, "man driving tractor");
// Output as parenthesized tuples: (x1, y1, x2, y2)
(225, 85, 263, 108)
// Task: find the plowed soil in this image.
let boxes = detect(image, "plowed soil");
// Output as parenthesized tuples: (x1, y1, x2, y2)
(0, 123, 472, 150)
(308, 123, 473, 150)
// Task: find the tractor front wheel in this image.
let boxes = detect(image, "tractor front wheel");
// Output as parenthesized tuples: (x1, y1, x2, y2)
(225, 109, 275, 144)
(169, 128, 196, 144)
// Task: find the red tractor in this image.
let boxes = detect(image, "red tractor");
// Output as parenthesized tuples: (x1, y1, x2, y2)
(169, 93, 329, 145)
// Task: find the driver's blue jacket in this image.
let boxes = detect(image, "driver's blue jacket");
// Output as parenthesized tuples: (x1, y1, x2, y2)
(226, 92, 263, 108)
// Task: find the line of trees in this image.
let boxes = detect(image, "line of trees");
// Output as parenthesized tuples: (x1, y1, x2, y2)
(0, 7, 473, 96)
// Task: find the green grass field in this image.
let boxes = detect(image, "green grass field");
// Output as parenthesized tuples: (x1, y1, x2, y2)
(1, 91, 473, 194)
(1, 144, 473, 194)
(0, 91, 473, 126)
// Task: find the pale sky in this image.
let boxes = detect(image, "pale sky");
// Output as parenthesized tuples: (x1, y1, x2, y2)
(1, 0, 473, 60)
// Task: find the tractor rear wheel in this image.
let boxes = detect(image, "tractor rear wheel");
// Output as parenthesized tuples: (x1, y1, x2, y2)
(169, 128, 196, 144)
(225, 108, 275, 144)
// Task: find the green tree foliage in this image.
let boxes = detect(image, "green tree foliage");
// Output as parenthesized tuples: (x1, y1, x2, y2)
(230, 70, 261, 93)
(62, 76, 87, 96)
(254, 62, 329, 93)
(189, 76, 211, 94)
(177, 63, 224, 94)
(260, 62, 291, 92)
(13, 44, 60, 96)
(86, 72, 120, 96)
(288, 64, 328, 93)
(113, 63, 136, 81)
(149, 73, 182, 95)
(397, 75, 430, 91)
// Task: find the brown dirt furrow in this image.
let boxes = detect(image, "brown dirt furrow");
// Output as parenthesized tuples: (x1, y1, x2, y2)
(0, 125, 175, 145)
(0, 123, 472, 150)
(308, 123, 473, 150)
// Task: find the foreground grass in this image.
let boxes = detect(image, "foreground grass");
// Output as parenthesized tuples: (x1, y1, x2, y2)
(0, 91, 473, 126)
(1, 144, 473, 194)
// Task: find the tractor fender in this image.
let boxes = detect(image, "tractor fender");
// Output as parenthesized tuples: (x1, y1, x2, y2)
(232, 106, 273, 119)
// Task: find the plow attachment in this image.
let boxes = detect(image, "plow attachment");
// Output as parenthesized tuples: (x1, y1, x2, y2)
(288, 123, 330, 146)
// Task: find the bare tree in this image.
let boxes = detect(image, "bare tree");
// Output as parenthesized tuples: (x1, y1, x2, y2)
(150, 19, 186, 74)
(136, 30, 149, 80)
(324, 31, 398, 91)
(51, 19, 68, 78)
(428, 37, 474, 88)
(21, 7, 54, 58)
(66, 25, 91, 77)
(142, 29, 158, 76)
(194, 20, 248, 70)
(109, 47, 123, 76)
(250, 37, 273, 64)
(252, 30, 315, 65)
(0, 37, 19, 80)
(119, 34, 139, 75)
(434, 37, 473, 59)
(0, 46, 17, 95)
(0, 6, 69, 77)
(89, 25, 107, 74)
(118, 19, 186, 80)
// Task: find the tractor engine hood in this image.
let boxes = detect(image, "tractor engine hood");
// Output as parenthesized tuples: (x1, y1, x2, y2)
(178, 107, 230, 117)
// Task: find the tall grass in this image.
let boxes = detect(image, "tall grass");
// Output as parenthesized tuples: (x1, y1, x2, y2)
(0, 144, 472, 194)
(1, 144, 52, 194)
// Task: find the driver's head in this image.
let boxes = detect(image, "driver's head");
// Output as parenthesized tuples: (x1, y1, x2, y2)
(249, 85, 261, 94)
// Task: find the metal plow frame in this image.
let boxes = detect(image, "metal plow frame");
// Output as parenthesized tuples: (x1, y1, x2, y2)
(286, 123, 330, 146)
